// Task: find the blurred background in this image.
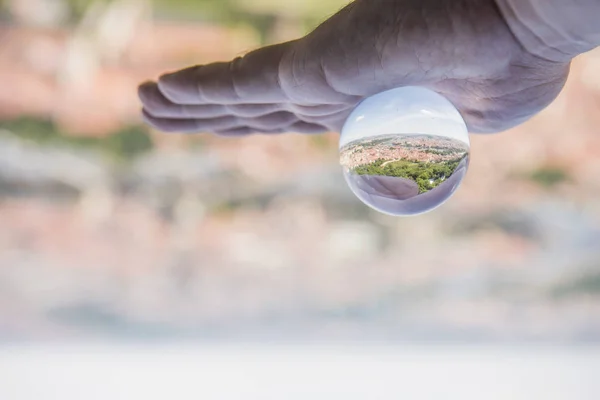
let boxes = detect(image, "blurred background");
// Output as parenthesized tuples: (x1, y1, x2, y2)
(1, 0, 600, 398)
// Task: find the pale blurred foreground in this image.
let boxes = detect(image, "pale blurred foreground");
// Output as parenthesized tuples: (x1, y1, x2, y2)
(1, 344, 600, 400)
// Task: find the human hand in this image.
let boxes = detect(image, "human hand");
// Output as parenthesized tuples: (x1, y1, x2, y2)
(138, 0, 573, 136)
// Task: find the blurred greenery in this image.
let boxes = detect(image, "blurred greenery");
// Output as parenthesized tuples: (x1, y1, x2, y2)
(551, 270, 600, 298)
(58, 0, 235, 22)
(153, 0, 347, 21)
(0, 0, 347, 45)
(528, 166, 570, 188)
(57, 0, 347, 40)
(0, 117, 154, 162)
(309, 135, 333, 151)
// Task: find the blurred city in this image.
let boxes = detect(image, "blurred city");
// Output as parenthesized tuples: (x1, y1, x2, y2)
(1, 0, 600, 346)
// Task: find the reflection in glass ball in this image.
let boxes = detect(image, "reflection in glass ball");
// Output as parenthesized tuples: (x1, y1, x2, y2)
(340, 87, 470, 216)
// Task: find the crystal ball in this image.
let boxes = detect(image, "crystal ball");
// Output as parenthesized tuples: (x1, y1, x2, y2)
(340, 87, 470, 216)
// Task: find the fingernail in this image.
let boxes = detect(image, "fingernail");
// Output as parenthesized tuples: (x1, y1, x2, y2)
(158, 66, 203, 104)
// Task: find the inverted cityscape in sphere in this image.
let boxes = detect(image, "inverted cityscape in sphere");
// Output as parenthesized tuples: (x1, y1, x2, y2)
(340, 87, 470, 216)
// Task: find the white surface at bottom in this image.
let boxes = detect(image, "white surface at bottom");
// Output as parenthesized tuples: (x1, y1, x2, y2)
(1, 344, 599, 400)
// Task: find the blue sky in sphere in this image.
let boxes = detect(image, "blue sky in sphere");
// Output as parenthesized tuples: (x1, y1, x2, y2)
(340, 87, 470, 147)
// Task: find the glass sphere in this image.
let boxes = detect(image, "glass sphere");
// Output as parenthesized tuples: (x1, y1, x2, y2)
(340, 87, 470, 216)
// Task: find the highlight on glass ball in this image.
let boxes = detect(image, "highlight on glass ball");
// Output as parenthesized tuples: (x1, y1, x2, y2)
(339, 86, 470, 217)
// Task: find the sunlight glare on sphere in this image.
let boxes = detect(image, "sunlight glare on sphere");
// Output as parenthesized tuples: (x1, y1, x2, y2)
(340, 87, 470, 216)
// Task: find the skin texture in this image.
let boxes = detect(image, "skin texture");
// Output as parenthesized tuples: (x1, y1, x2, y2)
(496, 0, 600, 62)
(139, 0, 576, 136)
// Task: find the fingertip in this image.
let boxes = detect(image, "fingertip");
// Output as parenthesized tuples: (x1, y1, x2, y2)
(157, 72, 182, 103)
(158, 66, 203, 104)
(140, 108, 158, 128)
(137, 81, 157, 103)
(142, 108, 202, 134)
(138, 80, 155, 90)
(287, 121, 328, 134)
(141, 108, 171, 132)
(214, 127, 256, 137)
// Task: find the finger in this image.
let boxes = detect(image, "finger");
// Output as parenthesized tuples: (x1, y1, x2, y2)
(140, 81, 286, 118)
(139, 82, 227, 119)
(287, 121, 328, 134)
(297, 109, 351, 124)
(288, 103, 352, 116)
(157, 43, 292, 105)
(142, 110, 207, 132)
(293, 109, 351, 132)
(141, 77, 349, 132)
(214, 127, 282, 137)
(226, 103, 284, 118)
(220, 102, 352, 119)
(142, 110, 298, 134)
(215, 121, 328, 136)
